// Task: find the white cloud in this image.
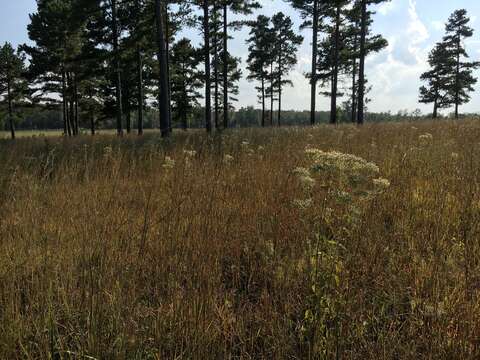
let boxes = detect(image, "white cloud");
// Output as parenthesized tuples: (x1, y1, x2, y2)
(366, 0, 432, 113)
(378, 0, 398, 16)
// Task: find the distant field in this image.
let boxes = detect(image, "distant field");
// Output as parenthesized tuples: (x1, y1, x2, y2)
(1, 121, 480, 359)
(0, 128, 177, 139)
(0, 130, 64, 138)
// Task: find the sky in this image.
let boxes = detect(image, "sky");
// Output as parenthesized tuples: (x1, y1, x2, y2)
(2, 0, 480, 114)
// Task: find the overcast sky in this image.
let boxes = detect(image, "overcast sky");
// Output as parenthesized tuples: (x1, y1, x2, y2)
(2, 0, 480, 114)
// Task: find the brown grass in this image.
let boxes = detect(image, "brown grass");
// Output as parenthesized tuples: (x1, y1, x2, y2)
(1, 120, 480, 359)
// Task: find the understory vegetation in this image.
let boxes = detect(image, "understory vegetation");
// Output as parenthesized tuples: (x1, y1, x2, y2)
(1, 121, 480, 359)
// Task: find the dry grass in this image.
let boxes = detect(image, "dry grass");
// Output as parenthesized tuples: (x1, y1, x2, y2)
(1, 120, 480, 359)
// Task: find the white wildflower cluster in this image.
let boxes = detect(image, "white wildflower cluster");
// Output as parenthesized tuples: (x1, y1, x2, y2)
(183, 149, 196, 169)
(223, 154, 234, 165)
(163, 156, 175, 169)
(183, 150, 197, 158)
(293, 167, 316, 190)
(240, 140, 255, 156)
(292, 198, 313, 210)
(294, 148, 390, 211)
(305, 148, 380, 182)
(373, 178, 391, 192)
(419, 133, 433, 145)
(103, 145, 113, 158)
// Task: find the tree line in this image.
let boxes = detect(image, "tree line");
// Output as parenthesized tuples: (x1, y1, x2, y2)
(7, 1, 477, 141)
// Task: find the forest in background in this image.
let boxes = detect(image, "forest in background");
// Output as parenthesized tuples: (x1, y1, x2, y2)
(1, 1, 479, 139)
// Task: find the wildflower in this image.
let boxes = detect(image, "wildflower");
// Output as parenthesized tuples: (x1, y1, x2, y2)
(183, 150, 197, 158)
(294, 167, 316, 190)
(299, 175, 316, 190)
(293, 167, 311, 178)
(293, 198, 313, 210)
(103, 146, 113, 156)
(373, 178, 391, 191)
(451, 152, 459, 160)
(223, 154, 234, 164)
(163, 156, 175, 169)
(419, 133, 433, 145)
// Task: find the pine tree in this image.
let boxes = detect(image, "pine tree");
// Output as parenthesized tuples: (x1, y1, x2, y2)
(246, 15, 272, 127)
(344, 0, 387, 123)
(191, 0, 213, 132)
(284, 0, 321, 125)
(170, 38, 203, 130)
(419, 43, 453, 118)
(0, 43, 28, 140)
(271, 12, 303, 126)
(442, 9, 480, 119)
(23, 0, 84, 136)
(215, 0, 260, 130)
(357, 0, 390, 124)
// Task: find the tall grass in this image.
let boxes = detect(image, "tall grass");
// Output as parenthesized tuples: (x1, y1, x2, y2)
(1, 121, 480, 359)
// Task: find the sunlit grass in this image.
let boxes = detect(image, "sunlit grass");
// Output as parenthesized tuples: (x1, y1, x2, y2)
(1, 120, 480, 358)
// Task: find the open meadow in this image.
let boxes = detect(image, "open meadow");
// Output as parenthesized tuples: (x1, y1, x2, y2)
(1, 121, 480, 359)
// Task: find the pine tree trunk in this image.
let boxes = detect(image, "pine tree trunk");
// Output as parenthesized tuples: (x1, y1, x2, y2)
(62, 70, 68, 136)
(74, 73, 79, 135)
(165, 6, 173, 132)
(213, 6, 220, 130)
(112, 0, 124, 135)
(125, 83, 131, 134)
(433, 97, 438, 119)
(357, 0, 367, 125)
(351, 32, 358, 123)
(310, 0, 319, 125)
(277, 52, 282, 126)
(204, 0, 212, 132)
(135, 0, 144, 135)
(270, 61, 274, 126)
(455, 36, 460, 119)
(137, 45, 144, 135)
(91, 113, 96, 135)
(223, 3, 228, 129)
(6, 70, 15, 140)
(155, 0, 171, 137)
(67, 72, 75, 136)
(330, 5, 341, 125)
(261, 75, 265, 127)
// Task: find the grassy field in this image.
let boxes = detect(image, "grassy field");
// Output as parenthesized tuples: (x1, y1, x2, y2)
(1, 120, 480, 359)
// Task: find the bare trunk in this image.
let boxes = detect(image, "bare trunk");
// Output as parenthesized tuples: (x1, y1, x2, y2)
(137, 46, 144, 135)
(351, 32, 358, 123)
(155, 0, 171, 137)
(357, 0, 367, 125)
(330, 5, 340, 125)
(62, 70, 68, 136)
(6, 71, 15, 140)
(213, 7, 220, 129)
(223, 3, 228, 129)
(90, 113, 96, 135)
(165, 5, 172, 132)
(310, 0, 319, 125)
(277, 52, 282, 126)
(270, 61, 274, 126)
(203, 0, 212, 132)
(455, 36, 460, 119)
(261, 75, 265, 127)
(112, 0, 123, 135)
(74, 73, 79, 135)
